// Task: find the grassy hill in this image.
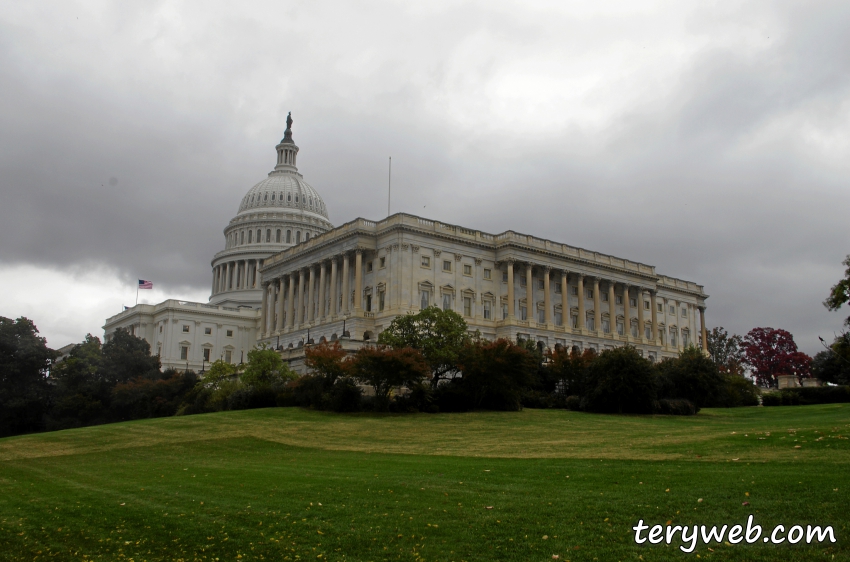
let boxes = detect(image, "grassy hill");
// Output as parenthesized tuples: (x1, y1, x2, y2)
(1, 406, 848, 561)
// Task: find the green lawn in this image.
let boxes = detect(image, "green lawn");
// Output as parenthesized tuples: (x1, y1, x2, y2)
(0, 405, 847, 561)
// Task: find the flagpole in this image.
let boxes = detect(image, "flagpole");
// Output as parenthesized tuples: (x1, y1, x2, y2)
(136, 282, 139, 306)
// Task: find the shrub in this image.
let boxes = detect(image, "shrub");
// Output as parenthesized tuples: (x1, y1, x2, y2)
(583, 346, 656, 414)
(715, 374, 760, 407)
(432, 379, 472, 412)
(458, 339, 536, 411)
(350, 346, 430, 411)
(564, 395, 582, 411)
(328, 377, 363, 412)
(655, 346, 725, 409)
(762, 386, 850, 406)
(654, 398, 698, 416)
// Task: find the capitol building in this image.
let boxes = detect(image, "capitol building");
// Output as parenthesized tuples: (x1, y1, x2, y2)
(104, 115, 709, 372)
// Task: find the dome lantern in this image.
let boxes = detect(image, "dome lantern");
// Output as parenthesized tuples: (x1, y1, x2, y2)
(275, 112, 299, 173)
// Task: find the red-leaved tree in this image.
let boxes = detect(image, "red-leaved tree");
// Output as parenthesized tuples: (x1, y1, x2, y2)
(742, 327, 811, 387)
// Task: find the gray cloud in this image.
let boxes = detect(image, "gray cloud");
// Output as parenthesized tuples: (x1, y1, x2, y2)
(1, 1, 848, 354)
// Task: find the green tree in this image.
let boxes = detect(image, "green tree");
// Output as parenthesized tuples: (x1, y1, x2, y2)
(241, 344, 296, 389)
(0, 317, 56, 436)
(458, 339, 536, 411)
(377, 306, 470, 388)
(99, 328, 160, 385)
(825, 254, 850, 326)
(350, 346, 430, 411)
(583, 346, 656, 414)
(656, 346, 725, 409)
(545, 346, 595, 397)
(812, 333, 850, 385)
(706, 327, 744, 374)
(49, 334, 110, 428)
(201, 359, 239, 391)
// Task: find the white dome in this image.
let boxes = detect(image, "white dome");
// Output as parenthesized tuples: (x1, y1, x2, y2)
(237, 171, 329, 221)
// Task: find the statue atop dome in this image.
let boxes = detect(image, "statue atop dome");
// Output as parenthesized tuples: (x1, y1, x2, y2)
(282, 112, 294, 144)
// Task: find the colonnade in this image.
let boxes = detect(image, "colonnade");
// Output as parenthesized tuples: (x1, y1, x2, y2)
(259, 250, 363, 336)
(212, 259, 261, 295)
(501, 260, 707, 351)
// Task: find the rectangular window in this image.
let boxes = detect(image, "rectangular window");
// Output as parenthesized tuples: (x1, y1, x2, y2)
(484, 301, 492, 320)
(586, 317, 595, 331)
(502, 271, 508, 282)
(555, 282, 562, 294)
(226, 329, 233, 337)
(669, 305, 676, 315)
(586, 289, 593, 299)
(571, 286, 578, 296)
(443, 260, 452, 272)
(367, 261, 373, 272)
(617, 321, 624, 335)
(602, 319, 610, 333)
(182, 325, 190, 333)
(501, 303, 508, 319)
(421, 256, 430, 268)
(538, 309, 545, 323)
(554, 311, 563, 326)
(379, 291, 385, 312)
(442, 294, 451, 311)
(538, 279, 545, 290)
(601, 292, 609, 302)
(670, 329, 678, 346)
(225, 350, 232, 363)
(615, 295, 622, 305)
(203, 348, 211, 362)
(657, 303, 663, 312)
(463, 264, 472, 276)
(629, 298, 636, 307)
(484, 268, 491, 279)
(180, 346, 188, 360)
(463, 297, 472, 316)
(682, 307, 688, 317)
(571, 315, 578, 328)
(366, 294, 372, 312)
(683, 332, 690, 346)
(159, 325, 163, 333)
(521, 306, 527, 321)
(380, 257, 386, 268)
(520, 277, 526, 287)
(204, 327, 212, 335)
(645, 325, 652, 339)
(420, 290, 429, 309)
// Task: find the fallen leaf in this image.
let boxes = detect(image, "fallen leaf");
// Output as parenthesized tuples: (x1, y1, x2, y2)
(742, 501, 750, 506)
(697, 498, 703, 503)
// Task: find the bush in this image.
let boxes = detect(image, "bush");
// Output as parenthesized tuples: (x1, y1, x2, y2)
(433, 379, 473, 412)
(583, 346, 656, 414)
(654, 398, 698, 416)
(458, 339, 536, 411)
(715, 374, 760, 407)
(564, 395, 582, 411)
(762, 385, 850, 406)
(328, 377, 363, 412)
(655, 347, 725, 408)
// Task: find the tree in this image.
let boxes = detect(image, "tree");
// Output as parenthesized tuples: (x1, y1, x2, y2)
(458, 339, 536, 411)
(812, 333, 850, 385)
(241, 344, 296, 389)
(49, 334, 110, 428)
(656, 346, 725, 409)
(706, 327, 744, 374)
(583, 346, 656, 414)
(0, 317, 56, 436)
(304, 341, 350, 386)
(824, 254, 850, 326)
(201, 359, 239, 391)
(742, 327, 811, 387)
(545, 346, 594, 397)
(377, 306, 470, 388)
(99, 328, 160, 385)
(349, 345, 430, 410)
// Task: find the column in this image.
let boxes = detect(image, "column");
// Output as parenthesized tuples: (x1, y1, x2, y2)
(259, 282, 268, 336)
(211, 268, 217, 295)
(561, 271, 568, 328)
(543, 266, 552, 326)
(298, 269, 306, 325)
(225, 262, 231, 291)
(267, 284, 276, 334)
(286, 274, 295, 329)
(623, 285, 631, 340)
(354, 250, 363, 312)
(699, 306, 708, 352)
(307, 266, 316, 323)
(650, 290, 658, 342)
(342, 254, 351, 314)
(608, 281, 616, 335)
(577, 274, 585, 333)
(637, 287, 645, 341)
(277, 277, 285, 332)
(525, 264, 533, 322)
(253, 261, 259, 288)
(318, 261, 327, 321)
(593, 278, 601, 334)
(242, 260, 248, 289)
(330, 258, 338, 317)
(506, 260, 515, 320)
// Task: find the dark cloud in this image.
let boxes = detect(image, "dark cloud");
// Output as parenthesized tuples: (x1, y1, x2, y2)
(0, 1, 848, 354)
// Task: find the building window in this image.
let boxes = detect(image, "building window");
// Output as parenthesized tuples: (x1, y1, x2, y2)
(571, 286, 578, 296)
(670, 328, 678, 347)
(463, 297, 472, 316)
(248, 230, 253, 243)
(484, 301, 492, 320)
(442, 294, 452, 311)
(645, 325, 652, 339)
(367, 261, 373, 273)
(463, 264, 472, 276)
(657, 303, 663, 312)
(538, 309, 545, 323)
(204, 327, 212, 335)
(240, 231, 245, 244)
(628, 298, 636, 307)
(226, 329, 233, 337)
(484, 269, 491, 280)
(286, 230, 292, 243)
(203, 348, 211, 362)
(682, 307, 688, 317)
(421, 256, 430, 268)
(180, 346, 188, 360)
(420, 290, 429, 309)
(669, 305, 675, 315)
(586, 316, 595, 331)
(538, 279, 545, 290)
(682, 331, 690, 347)
(520, 277, 526, 287)
(225, 350, 232, 363)
(570, 315, 578, 328)
(502, 271, 508, 282)
(257, 229, 261, 242)
(443, 260, 452, 272)
(365, 294, 372, 312)
(586, 289, 593, 299)
(182, 325, 190, 333)
(296, 231, 301, 243)
(520, 306, 527, 321)
(601, 292, 609, 303)
(276, 229, 281, 243)
(380, 257, 386, 268)
(501, 303, 508, 319)
(159, 325, 163, 333)
(555, 282, 562, 294)
(616, 295, 623, 305)
(602, 319, 610, 333)
(554, 311, 563, 326)
(305, 232, 310, 241)
(378, 291, 385, 312)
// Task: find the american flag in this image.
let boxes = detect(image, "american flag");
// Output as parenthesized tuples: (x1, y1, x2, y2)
(138, 279, 153, 289)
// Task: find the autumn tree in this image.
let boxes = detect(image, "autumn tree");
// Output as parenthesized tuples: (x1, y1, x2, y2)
(545, 346, 595, 397)
(349, 346, 430, 410)
(377, 306, 470, 388)
(742, 327, 811, 387)
(706, 327, 744, 374)
(304, 341, 350, 386)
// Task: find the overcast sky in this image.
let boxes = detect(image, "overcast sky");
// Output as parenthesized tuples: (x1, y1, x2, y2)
(1, 0, 848, 355)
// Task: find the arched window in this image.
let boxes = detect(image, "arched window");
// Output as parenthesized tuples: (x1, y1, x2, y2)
(264, 193, 268, 201)
(266, 229, 271, 242)
(240, 231, 245, 244)
(295, 195, 299, 203)
(296, 231, 301, 243)
(287, 193, 291, 202)
(248, 230, 253, 243)
(286, 230, 291, 243)
(305, 232, 310, 241)
(271, 192, 275, 201)
(256, 229, 261, 242)
(276, 229, 281, 243)
(251, 195, 255, 203)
